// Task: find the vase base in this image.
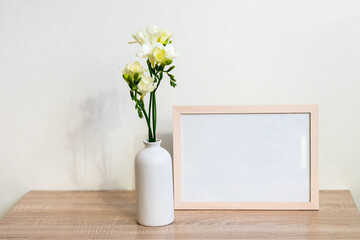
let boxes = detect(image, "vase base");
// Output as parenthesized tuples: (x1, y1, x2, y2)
(136, 218, 174, 227)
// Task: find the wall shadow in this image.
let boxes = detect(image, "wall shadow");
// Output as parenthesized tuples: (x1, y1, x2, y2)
(65, 89, 125, 189)
(158, 132, 174, 159)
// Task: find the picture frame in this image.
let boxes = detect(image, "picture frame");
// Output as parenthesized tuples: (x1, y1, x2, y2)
(173, 105, 319, 210)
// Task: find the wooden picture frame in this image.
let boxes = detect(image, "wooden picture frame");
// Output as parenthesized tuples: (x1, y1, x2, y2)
(173, 105, 319, 210)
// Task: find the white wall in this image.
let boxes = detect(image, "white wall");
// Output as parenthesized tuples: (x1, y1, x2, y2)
(0, 0, 359, 218)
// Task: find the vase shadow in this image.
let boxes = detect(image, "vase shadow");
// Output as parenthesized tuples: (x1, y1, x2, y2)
(65, 89, 127, 189)
(158, 132, 173, 159)
(97, 190, 137, 223)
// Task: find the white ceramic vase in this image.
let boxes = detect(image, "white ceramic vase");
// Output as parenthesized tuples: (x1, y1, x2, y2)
(135, 139, 174, 226)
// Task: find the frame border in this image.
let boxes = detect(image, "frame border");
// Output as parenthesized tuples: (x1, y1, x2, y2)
(173, 105, 319, 210)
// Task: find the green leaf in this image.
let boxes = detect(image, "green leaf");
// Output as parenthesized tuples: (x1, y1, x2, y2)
(166, 66, 175, 72)
(138, 98, 144, 108)
(165, 59, 173, 65)
(123, 74, 129, 82)
(147, 59, 153, 77)
(170, 81, 177, 87)
(159, 71, 163, 80)
(137, 108, 143, 118)
(163, 39, 169, 46)
(160, 63, 165, 70)
(134, 72, 139, 80)
(135, 102, 143, 119)
(135, 77, 142, 86)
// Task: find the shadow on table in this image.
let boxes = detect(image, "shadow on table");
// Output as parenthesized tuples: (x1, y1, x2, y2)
(98, 191, 137, 224)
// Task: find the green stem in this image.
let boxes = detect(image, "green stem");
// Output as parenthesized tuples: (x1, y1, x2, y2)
(150, 71, 163, 142)
(148, 92, 153, 141)
(152, 92, 157, 142)
(153, 74, 161, 88)
(146, 64, 163, 142)
(138, 101, 153, 141)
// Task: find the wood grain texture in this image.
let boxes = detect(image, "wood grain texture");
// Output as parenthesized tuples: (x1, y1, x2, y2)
(173, 105, 319, 210)
(0, 190, 359, 239)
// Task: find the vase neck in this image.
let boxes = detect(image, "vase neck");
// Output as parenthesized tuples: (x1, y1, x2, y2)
(143, 140, 162, 148)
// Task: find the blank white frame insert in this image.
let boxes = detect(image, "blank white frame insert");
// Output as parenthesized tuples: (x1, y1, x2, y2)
(173, 105, 319, 210)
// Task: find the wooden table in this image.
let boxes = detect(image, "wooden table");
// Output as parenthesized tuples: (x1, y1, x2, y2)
(0, 190, 359, 239)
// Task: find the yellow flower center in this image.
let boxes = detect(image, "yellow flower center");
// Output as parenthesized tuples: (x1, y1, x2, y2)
(158, 33, 167, 44)
(153, 48, 166, 63)
(129, 62, 142, 73)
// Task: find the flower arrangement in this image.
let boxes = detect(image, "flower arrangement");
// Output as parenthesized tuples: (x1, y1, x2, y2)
(121, 26, 178, 142)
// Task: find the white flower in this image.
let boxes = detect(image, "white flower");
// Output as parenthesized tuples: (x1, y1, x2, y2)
(136, 44, 153, 58)
(158, 28, 172, 44)
(137, 43, 178, 65)
(131, 30, 147, 46)
(152, 43, 167, 64)
(146, 25, 162, 45)
(138, 75, 156, 96)
(136, 44, 155, 64)
(122, 61, 147, 77)
(133, 26, 177, 66)
(164, 43, 178, 59)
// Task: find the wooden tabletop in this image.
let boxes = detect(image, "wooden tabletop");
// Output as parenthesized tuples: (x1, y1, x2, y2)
(0, 190, 359, 239)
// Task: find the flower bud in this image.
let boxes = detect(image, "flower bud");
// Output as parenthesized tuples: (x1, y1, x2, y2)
(165, 59, 173, 65)
(132, 30, 147, 46)
(123, 74, 130, 82)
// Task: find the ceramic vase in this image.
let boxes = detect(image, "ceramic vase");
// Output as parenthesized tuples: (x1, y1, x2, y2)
(135, 139, 174, 226)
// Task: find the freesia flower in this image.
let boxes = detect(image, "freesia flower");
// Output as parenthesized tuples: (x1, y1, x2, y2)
(122, 61, 147, 77)
(152, 44, 166, 64)
(164, 43, 178, 59)
(131, 30, 147, 46)
(158, 28, 172, 44)
(136, 44, 153, 59)
(146, 25, 162, 45)
(137, 43, 178, 65)
(121, 25, 177, 142)
(138, 75, 156, 97)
